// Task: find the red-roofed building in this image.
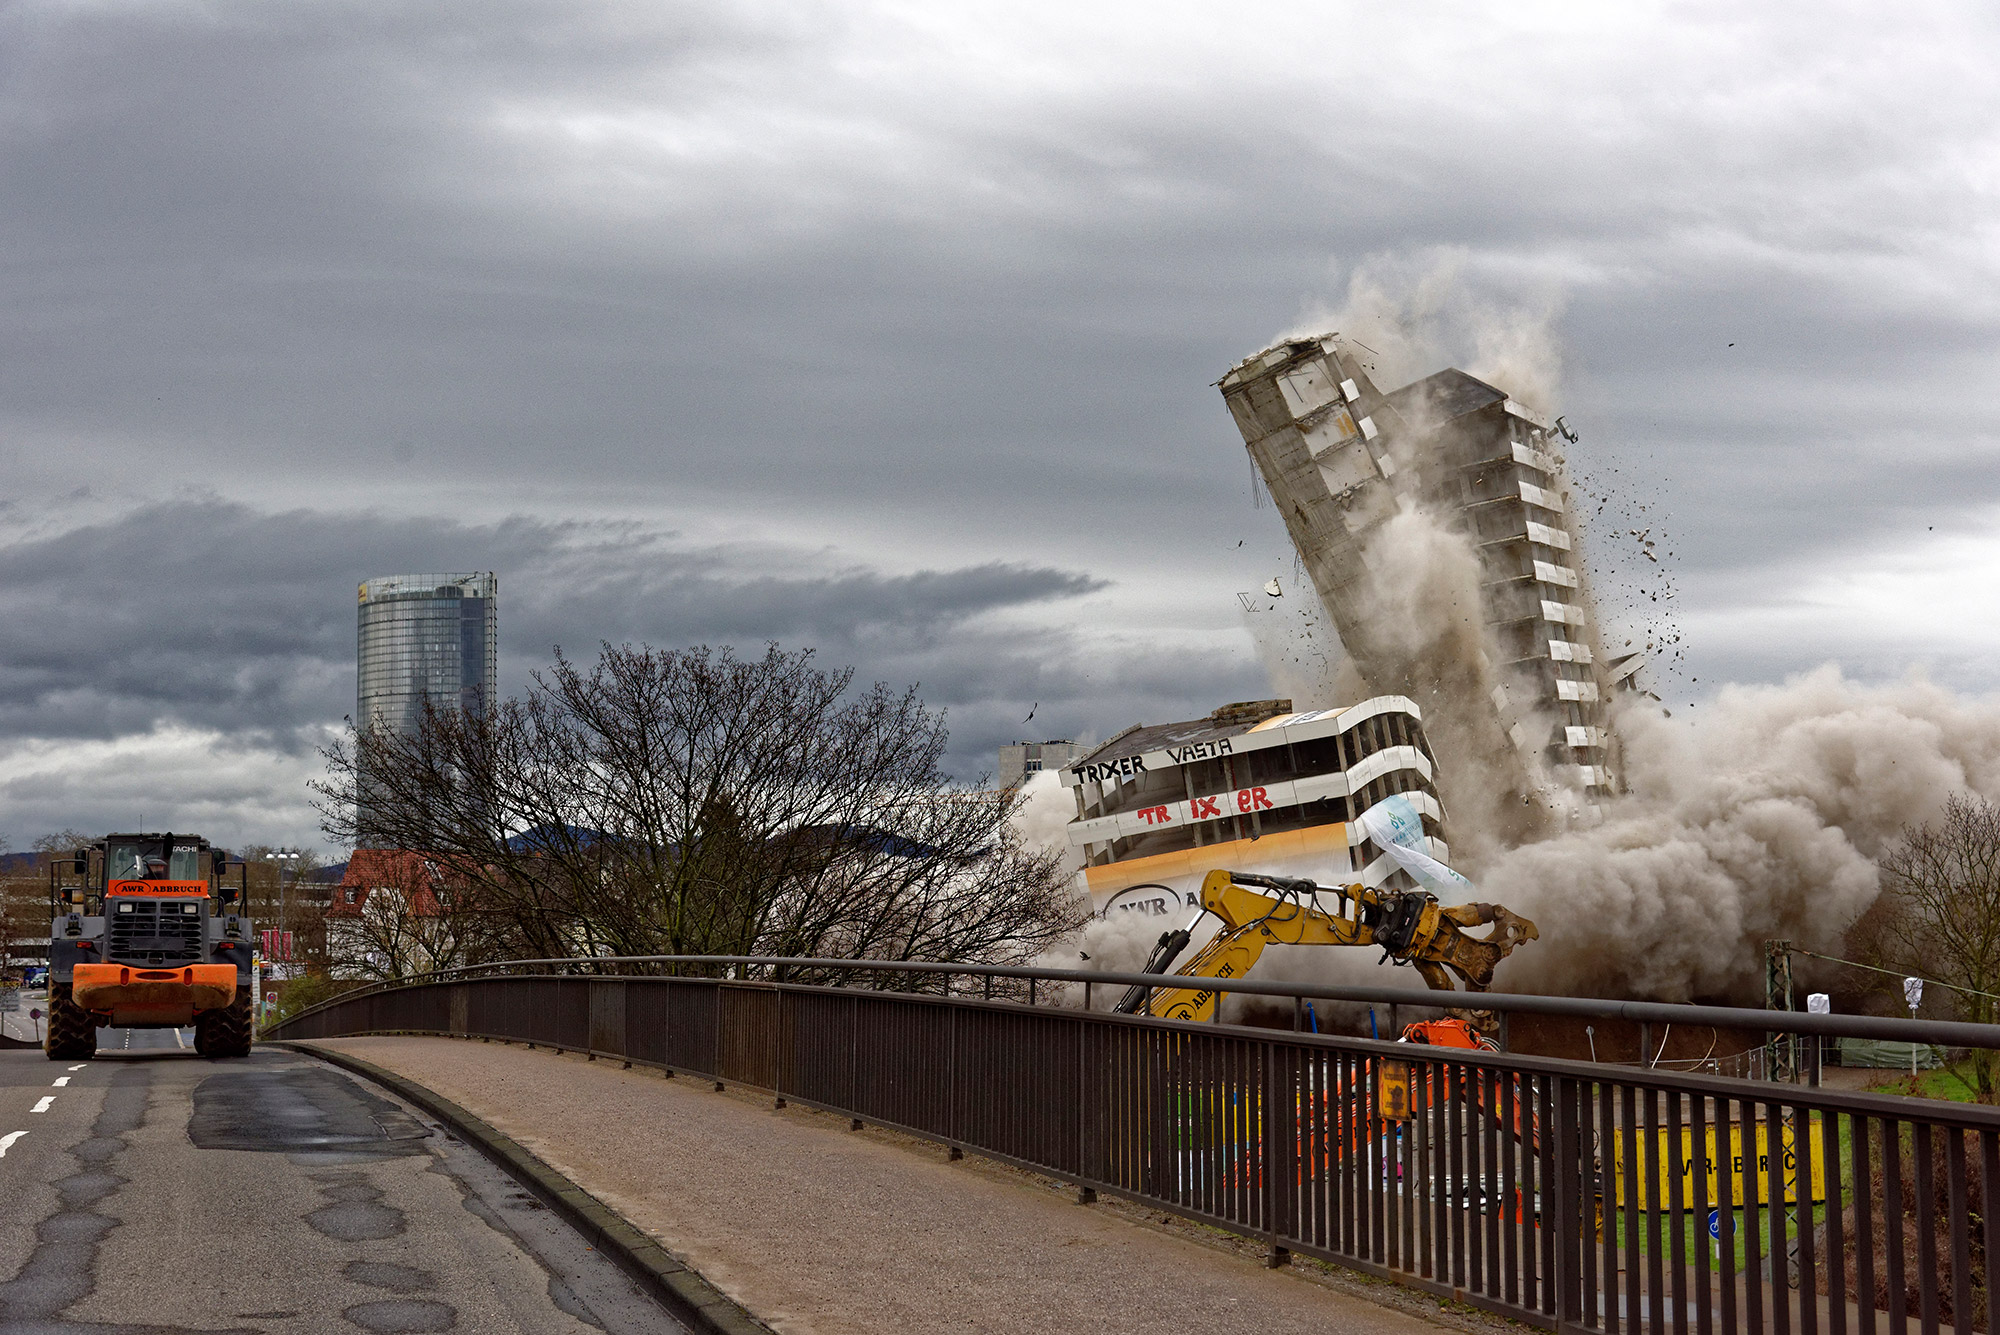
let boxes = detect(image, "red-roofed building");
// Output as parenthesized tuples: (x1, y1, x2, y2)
(326, 850, 446, 919)
(324, 849, 467, 980)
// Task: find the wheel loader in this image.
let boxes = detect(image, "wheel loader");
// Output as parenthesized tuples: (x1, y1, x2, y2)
(43, 833, 256, 1060)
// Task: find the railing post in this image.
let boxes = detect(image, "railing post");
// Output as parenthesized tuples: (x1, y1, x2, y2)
(1262, 1037, 1292, 1268)
(773, 987, 787, 1109)
(849, 991, 860, 1115)
(1553, 1075, 1584, 1328)
(714, 976, 725, 1089)
(1076, 1017, 1089, 1196)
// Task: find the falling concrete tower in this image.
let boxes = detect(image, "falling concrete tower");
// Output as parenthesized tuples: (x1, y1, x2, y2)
(1218, 335, 1625, 841)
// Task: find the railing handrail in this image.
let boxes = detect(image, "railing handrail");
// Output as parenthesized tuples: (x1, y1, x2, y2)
(272, 952, 2000, 1050)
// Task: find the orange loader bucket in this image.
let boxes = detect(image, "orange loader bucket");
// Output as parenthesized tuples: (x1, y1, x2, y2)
(71, 963, 236, 1027)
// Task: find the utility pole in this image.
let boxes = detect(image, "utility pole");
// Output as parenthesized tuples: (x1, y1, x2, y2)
(1765, 939, 1796, 1082)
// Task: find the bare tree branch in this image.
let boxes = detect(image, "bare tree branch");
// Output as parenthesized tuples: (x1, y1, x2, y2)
(314, 642, 1084, 977)
(1878, 793, 2000, 1100)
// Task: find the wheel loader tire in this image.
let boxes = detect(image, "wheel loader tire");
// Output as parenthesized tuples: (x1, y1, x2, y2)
(195, 990, 253, 1059)
(45, 986, 97, 1061)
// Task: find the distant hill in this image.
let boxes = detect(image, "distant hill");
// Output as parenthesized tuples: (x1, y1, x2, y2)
(1, 850, 350, 881)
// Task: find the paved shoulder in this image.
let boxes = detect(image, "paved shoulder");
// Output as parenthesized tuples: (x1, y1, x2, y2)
(318, 1034, 1462, 1335)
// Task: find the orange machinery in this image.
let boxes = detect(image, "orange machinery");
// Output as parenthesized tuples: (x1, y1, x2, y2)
(45, 833, 256, 1059)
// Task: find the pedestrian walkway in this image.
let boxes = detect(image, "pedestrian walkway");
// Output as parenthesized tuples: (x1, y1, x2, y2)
(312, 1036, 1479, 1335)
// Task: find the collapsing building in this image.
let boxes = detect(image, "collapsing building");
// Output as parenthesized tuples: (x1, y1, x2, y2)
(1218, 337, 1634, 829)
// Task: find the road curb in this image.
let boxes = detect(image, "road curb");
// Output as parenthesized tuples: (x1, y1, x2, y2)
(277, 1040, 772, 1335)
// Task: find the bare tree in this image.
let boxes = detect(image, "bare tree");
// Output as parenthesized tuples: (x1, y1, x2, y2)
(314, 642, 1084, 972)
(32, 830, 96, 858)
(1879, 793, 2000, 1101)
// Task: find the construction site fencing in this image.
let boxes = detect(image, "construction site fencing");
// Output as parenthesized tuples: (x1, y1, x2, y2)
(273, 958, 2000, 1335)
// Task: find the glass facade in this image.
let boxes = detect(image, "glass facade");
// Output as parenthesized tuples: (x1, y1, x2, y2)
(356, 572, 498, 736)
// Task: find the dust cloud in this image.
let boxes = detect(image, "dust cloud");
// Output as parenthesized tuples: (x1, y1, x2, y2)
(1470, 668, 2000, 1000)
(1007, 769, 1081, 874)
(1345, 502, 1557, 862)
(1053, 660, 2000, 1005)
(1284, 248, 1567, 413)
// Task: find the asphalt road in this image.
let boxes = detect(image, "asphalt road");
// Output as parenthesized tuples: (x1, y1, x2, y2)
(0, 1032, 687, 1334)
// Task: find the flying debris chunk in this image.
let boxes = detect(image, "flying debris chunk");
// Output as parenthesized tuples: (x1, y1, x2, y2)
(1263, 578, 1283, 598)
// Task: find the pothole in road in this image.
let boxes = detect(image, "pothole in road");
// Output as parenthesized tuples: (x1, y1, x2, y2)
(306, 1174, 408, 1242)
(189, 1068, 430, 1154)
(342, 1298, 458, 1332)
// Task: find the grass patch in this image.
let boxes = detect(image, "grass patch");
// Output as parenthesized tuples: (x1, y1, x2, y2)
(1863, 1061, 1985, 1103)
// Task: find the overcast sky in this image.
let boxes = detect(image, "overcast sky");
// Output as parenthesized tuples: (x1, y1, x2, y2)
(3, 1, 1997, 852)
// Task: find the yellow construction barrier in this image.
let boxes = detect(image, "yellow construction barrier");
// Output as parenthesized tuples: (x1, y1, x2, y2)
(1609, 1116, 1827, 1209)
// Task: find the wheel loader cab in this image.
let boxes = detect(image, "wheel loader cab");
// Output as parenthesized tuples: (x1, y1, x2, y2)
(43, 832, 256, 1061)
(104, 835, 207, 889)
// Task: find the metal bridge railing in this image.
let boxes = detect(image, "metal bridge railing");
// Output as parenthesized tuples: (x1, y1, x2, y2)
(271, 959, 2000, 1334)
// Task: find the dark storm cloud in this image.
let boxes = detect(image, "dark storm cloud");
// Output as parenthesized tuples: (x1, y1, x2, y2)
(0, 498, 1249, 775)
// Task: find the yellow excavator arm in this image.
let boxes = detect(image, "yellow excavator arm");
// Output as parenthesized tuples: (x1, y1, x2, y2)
(1115, 868, 1537, 1023)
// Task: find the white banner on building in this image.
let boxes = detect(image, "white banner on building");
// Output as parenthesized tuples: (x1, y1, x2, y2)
(1354, 794, 1477, 900)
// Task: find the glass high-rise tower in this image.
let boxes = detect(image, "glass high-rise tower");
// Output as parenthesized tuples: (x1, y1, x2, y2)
(356, 572, 498, 736)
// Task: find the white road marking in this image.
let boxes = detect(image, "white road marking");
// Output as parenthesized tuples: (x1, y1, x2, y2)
(0, 1131, 24, 1158)
(50, 1077, 68, 1087)
(173, 1028, 186, 1049)
(65, 1064, 86, 1072)
(30, 1097, 54, 1114)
